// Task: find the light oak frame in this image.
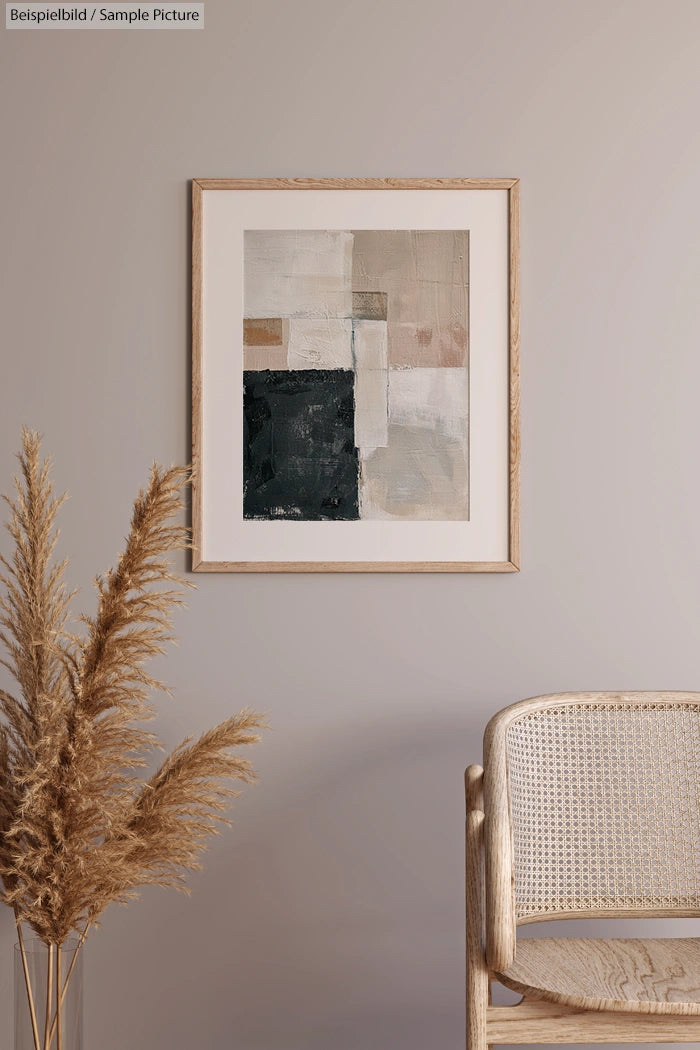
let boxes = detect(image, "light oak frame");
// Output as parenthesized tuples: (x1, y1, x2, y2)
(191, 177, 520, 573)
(466, 692, 700, 1048)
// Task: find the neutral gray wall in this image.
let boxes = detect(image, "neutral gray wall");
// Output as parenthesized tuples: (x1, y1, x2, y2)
(2, 1, 700, 1047)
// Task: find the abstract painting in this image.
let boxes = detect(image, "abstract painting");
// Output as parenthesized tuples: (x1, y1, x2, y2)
(242, 230, 470, 521)
(192, 178, 520, 571)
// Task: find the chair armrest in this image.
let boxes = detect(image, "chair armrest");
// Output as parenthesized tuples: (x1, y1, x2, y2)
(465, 764, 484, 812)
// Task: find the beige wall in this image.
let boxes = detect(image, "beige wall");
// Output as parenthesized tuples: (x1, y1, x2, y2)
(2, 1, 700, 1046)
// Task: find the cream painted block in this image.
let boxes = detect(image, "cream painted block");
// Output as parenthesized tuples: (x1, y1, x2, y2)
(353, 320, 388, 449)
(244, 230, 353, 318)
(287, 318, 353, 369)
(353, 319, 387, 370)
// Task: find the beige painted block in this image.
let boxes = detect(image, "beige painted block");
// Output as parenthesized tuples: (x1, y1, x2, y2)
(359, 424, 469, 520)
(351, 229, 469, 367)
(243, 345, 288, 370)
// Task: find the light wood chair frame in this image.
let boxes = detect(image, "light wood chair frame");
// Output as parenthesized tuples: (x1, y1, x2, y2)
(466, 691, 700, 1048)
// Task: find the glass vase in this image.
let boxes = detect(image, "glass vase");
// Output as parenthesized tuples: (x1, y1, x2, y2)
(14, 938, 83, 1050)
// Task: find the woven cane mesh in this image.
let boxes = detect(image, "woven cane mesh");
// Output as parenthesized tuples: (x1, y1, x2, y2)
(506, 703, 700, 919)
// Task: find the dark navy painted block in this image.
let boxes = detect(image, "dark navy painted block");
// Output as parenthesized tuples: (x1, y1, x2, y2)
(243, 369, 359, 521)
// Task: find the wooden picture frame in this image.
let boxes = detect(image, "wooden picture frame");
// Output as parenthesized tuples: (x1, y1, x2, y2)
(192, 178, 520, 572)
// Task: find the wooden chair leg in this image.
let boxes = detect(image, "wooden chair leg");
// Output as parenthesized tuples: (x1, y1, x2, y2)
(466, 807, 488, 1050)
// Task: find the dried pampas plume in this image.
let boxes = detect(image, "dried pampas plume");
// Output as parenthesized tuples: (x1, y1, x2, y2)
(0, 429, 265, 1049)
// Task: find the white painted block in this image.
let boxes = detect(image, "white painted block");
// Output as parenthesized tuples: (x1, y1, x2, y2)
(388, 367, 468, 441)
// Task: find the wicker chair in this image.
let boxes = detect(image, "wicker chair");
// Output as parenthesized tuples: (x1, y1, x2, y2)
(466, 692, 700, 1049)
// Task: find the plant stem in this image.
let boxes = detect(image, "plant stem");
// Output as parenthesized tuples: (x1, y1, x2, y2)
(14, 911, 41, 1050)
(43, 944, 54, 1050)
(47, 923, 90, 1048)
(56, 947, 62, 1050)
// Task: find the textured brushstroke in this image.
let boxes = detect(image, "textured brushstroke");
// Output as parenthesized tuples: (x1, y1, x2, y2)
(360, 425, 468, 520)
(351, 230, 469, 368)
(352, 291, 388, 321)
(287, 318, 353, 369)
(244, 318, 284, 346)
(352, 320, 388, 450)
(244, 230, 353, 319)
(243, 369, 359, 521)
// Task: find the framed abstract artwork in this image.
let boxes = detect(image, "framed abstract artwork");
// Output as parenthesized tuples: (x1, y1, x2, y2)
(192, 178, 520, 572)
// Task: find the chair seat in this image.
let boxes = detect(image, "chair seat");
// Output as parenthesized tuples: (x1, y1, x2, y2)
(496, 938, 700, 1015)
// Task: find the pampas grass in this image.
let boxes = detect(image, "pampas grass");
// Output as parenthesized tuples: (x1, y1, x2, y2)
(0, 430, 265, 1050)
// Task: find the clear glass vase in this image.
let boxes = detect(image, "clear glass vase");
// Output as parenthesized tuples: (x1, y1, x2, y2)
(14, 938, 83, 1050)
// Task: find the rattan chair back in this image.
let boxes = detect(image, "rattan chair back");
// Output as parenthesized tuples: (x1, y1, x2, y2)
(483, 693, 700, 964)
